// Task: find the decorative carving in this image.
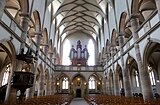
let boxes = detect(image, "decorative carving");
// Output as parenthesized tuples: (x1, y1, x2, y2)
(16, 48, 38, 64)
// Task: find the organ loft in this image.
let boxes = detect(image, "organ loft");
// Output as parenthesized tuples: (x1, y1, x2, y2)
(69, 40, 89, 65)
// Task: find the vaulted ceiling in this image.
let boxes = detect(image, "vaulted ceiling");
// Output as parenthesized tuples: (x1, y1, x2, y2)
(49, 0, 107, 40)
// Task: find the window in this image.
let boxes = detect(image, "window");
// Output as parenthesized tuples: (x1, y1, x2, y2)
(89, 76, 96, 89)
(148, 65, 156, 85)
(62, 77, 69, 89)
(108, 3, 112, 12)
(62, 39, 71, 65)
(87, 39, 95, 65)
(135, 70, 140, 87)
(119, 79, 123, 88)
(2, 64, 11, 86)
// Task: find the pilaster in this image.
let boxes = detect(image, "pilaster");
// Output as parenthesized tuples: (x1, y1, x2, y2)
(130, 15, 153, 100)
(113, 72, 120, 96)
(30, 32, 42, 97)
(118, 33, 132, 97)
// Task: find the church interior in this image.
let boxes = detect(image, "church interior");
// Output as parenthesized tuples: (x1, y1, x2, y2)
(0, 0, 160, 105)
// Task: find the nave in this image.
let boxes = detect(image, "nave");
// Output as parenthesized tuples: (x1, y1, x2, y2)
(70, 98, 88, 105)
(1, 94, 160, 105)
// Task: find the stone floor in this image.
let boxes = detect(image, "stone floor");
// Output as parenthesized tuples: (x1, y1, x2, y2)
(70, 98, 88, 105)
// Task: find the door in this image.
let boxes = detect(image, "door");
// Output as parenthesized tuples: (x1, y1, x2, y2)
(76, 89, 81, 97)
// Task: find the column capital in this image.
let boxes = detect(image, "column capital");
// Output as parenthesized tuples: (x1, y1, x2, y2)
(129, 14, 140, 20)
(118, 33, 125, 47)
(118, 32, 125, 36)
(34, 32, 42, 36)
(48, 52, 53, 55)
(19, 12, 30, 18)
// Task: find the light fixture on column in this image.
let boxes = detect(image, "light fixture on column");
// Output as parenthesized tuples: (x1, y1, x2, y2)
(57, 82, 59, 86)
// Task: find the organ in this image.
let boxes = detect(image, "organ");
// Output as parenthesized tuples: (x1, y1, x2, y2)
(69, 40, 89, 65)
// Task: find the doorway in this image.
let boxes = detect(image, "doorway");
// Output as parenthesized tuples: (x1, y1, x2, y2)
(76, 89, 81, 97)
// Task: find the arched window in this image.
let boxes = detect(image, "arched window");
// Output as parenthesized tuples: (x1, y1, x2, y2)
(89, 76, 96, 89)
(135, 70, 140, 87)
(87, 39, 95, 65)
(2, 64, 11, 86)
(62, 77, 69, 89)
(148, 65, 156, 85)
(62, 39, 71, 65)
(119, 79, 123, 88)
(108, 2, 113, 12)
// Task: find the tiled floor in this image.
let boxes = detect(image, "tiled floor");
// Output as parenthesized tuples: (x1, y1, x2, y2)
(70, 98, 88, 105)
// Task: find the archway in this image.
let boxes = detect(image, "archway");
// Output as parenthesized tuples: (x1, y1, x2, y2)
(88, 73, 103, 94)
(109, 69, 114, 95)
(115, 64, 123, 96)
(126, 56, 140, 95)
(71, 73, 86, 97)
(143, 41, 160, 96)
(0, 41, 16, 102)
(55, 73, 70, 94)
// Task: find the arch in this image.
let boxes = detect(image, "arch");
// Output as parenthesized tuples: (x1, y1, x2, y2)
(5, 0, 21, 23)
(143, 40, 160, 86)
(131, 0, 156, 24)
(115, 64, 122, 75)
(88, 73, 102, 80)
(71, 73, 86, 82)
(125, 54, 138, 70)
(42, 28, 49, 45)
(119, 12, 132, 38)
(0, 40, 16, 101)
(105, 39, 111, 54)
(32, 10, 41, 32)
(119, 12, 127, 33)
(56, 73, 69, 80)
(36, 63, 44, 79)
(45, 69, 50, 81)
(19, 0, 29, 13)
(0, 41, 16, 71)
(111, 29, 118, 47)
(48, 39, 53, 53)
(131, 0, 139, 14)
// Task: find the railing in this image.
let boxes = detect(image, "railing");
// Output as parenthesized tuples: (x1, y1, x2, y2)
(105, 10, 160, 70)
(55, 65, 103, 72)
(1, 10, 54, 70)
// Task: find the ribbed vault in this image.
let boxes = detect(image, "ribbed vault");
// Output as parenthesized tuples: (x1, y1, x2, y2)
(49, 0, 106, 39)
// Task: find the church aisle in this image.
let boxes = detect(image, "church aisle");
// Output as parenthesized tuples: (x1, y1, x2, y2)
(70, 98, 88, 105)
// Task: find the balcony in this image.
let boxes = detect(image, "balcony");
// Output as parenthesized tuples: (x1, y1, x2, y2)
(54, 65, 103, 72)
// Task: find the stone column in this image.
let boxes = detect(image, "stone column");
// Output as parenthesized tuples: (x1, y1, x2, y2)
(19, 13, 30, 49)
(0, 0, 5, 19)
(155, 0, 160, 18)
(35, 33, 44, 96)
(42, 44, 49, 96)
(105, 77, 110, 95)
(113, 72, 120, 96)
(130, 15, 153, 100)
(118, 33, 132, 97)
(5, 62, 17, 103)
(111, 46, 119, 95)
(38, 74, 45, 96)
(30, 32, 42, 97)
(48, 52, 53, 95)
(105, 53, 110, 94)
(19, 13, 31, 99)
